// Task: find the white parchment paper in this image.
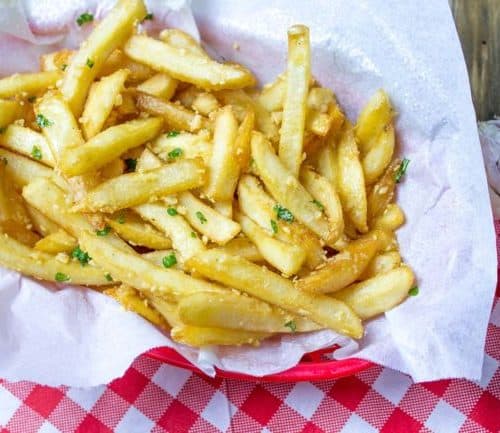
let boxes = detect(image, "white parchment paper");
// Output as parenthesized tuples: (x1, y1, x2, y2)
(0, 0, 496, 386)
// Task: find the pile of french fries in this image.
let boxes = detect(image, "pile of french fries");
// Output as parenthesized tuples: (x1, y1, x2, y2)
(0, 0, 415, 347)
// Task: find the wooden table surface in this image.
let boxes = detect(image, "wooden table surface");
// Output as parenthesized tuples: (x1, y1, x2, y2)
(450, 0, 499, 120)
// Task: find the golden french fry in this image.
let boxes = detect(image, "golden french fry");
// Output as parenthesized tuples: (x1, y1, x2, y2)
(0, 71, 61, 98)
(251, 132, 333, 242)
(186, 249, 363, 338)
(334, 265, 414, 320)
(367, 158, 400, 220)
(137, 73, 178, 100)
(146, 295, 182, 327)
(81, 69, 129, 139)
(0, 163, 33, 226)
(362, 123, 395, 184)
(372, 203, 405, 231)
(258, 75, 286, 111)
(296, 235, 381, 293)
(306, 110, 333, 137)
(192, 92, 220, 116)
(234, 109, 255, 172)
(158, 29, 208, 57)
(150, 131, 212, 164)
(314, 140, 338, 185)
(78, 158, 206, 213)
(220, 236, 263, 262)
(40, 49, 74, 72)
(360, 251, 401, 279)
(237, 212, 306, 275)
(124, 35, 255, 90)
(212, 201, 233, 219)
(101, 158, 125, 179)
(60, 117, 163, 176)
(336, 128, 368, 233)
(60, 0, 147, 115)
(98, 49, 154, 83)
(142, 250, 184, 270)
(26, 205, 62, 236)
(34, 230, 78, 254)
(278, 25, 311, 176)
(178, 291, 321, 333)
(171, 325, 269, 347)
(0, 100, 22, 128)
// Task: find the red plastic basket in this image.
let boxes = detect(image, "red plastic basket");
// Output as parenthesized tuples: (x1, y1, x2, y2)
(147, 346, 373, 382)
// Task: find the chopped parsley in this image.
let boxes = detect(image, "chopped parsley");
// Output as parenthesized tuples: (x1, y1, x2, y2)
(270, 219, 278, 234)
(273, 204, 294, 222)
(167, 207, 178, 216)
(312, 199, 324, 211)
(61, 64, 68, 71)
(394, 158, 410, 183)
(168, 148, 183, 160)
(124, 158, 137, 172)
(71, 246, 91, 266)
(76, 12, 94, 26)
(27, 96, 36, 103)
(162, 253, 177, 268)
(284, 320, 297, 332)
(117, 214, 126, 224)
(143, 12, 154, 21)
(408, 286, 419, 296)
(190, 231, 197, 238)
(36, 114, 52, 128)
(31, 145, 42, 160)
(96, 226, 111, 236)
(55, 272, 70, 282)
(195, 211, 207, 224)
(86, 58, 94, 69)
(105, 273, 113, 282)
(166, 130, 180, 138)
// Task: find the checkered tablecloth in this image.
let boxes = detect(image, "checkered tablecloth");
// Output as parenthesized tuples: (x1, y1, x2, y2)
(1, 234, 499, 433)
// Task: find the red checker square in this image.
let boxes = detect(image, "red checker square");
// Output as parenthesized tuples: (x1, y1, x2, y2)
(328, 376, 370, 411)
(131, 354, 162, 377)
(398, 385, 439, 420)
(485, 326, 500, 360)
(158, 400, 198, 433)
(442, 380, 483, 414)
(227, 410, 264, 433)
(1, 428, 10, 433)
(133, 382, 174, 422)
(311, 398, 352, 432)
(458, 418, 491, 433)
(421, 379, 451, 397)
(108, 368, 149, 403)
(469, 391, 500, 433)
(90, 389, 130, 429)
(189, 417, 224, 433)
(6, 405, 45, 433)
(266, 404, 307, 432)
(301, 421, 325, 433)
(262, 381, 296, 401)
(240, 385, 283, 425)
(48, 397, 87, 432)
(380, 408, 423, 433)
(23, 385, 65, 418)
(222, 379, 258, 407)
(75, 414, 113, 433)
(356, 389, 396, 429)
(176, 374, 217, 413)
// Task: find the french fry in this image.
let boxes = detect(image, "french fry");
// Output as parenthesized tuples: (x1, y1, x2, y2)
(0, 100, 22, 128)
(106, 210, 172, 249)
(334, 265, 414, 320)
(212, 201, 233, 219)
(158, 29, 208, 57)
(135, 148, 162, 172)
(362, 123, 395, 184)
(40, 49, 74, 72)
(98, 49, 154, 83)
(219, 236, 263, 262)
(101, 158, 125, 179)
(306, 110, 334, 137)
(192, 92, 220, 116)
(237, 212, 306, 275)
(60, 117, 163, 176)
(0, 149, 55, 188)
(178, 192, 241, 244)
(78, 158, 206, 213)
(234, 109, 255, 172)
(258, 75, 286, 112)
(360, 251, 401, 279)
(367, 158, 400, 220)
(0, 125, 55, 167)
(178, 291, 321, 333)
(278, 25, 311, 176)
(186, 249, 363, 338)
(372, 203, 405, 231)
(136, 92, 207, 132)
(0, 163, 33, 228)
(26, 205, 62, 236)
(81, 69, 129, 139)
(336, 128, 368, 233)
(124, 35, 255, 90)
(251, 132, 333, 242)
(203, 106, 240, 201)
(300, 166, 344, 242)
(314, 140, 338, 185)
(146, 295, 182, 327)
(34, 230, 78, 254)
(60, 0, 147, 115)
(142, 250, 184, 270)
(296, 235, 381, 293)
(171, 325, 269, 347)
(150, 131, 212, 164)
(0, 71, 61, 98)
(137, 73, 178, 100)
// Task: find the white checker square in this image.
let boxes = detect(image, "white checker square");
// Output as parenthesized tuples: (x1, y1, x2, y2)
(152, 364, 191, 397)
(66, 385, 106, 411)
(372, 368, 412, 405)
(201, 390, 236, 432)
(341, 414, 377, 433)
(115, 406, 154, 433)
(260, 429, 272, 433)
(490, 300, 500, 327)
(478, 353, 499, 389)
(0, 387, 22, 426)
(38, 421, 61, 433)
(425, 400, 466, 433)
(285, 382, 324, 419)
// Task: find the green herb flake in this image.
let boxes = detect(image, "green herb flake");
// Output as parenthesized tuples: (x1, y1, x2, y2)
(61, 64, 68, 71)
(71, 246, 91, 266)
(117, 214, 126, 224)
(86, 58, 94, 69)
(27, 96, 36, 103)
(96, 226, 111, 236)
(31, 145, 42, 160)
(105, 273, 113, 282)
(167, 207, 178, 216)
(394, 158, 410, 183)
(166, 130, 180, 138)
(273, 204, 294, 222)
(124, 158, 137, 172)
(312, 199, 324, 211)
(36, 114, 52, 128)
(284, 320, 297, 332)
(162, 253, 177, 268)
(195, 211, 207, 224)
(270, 219, 278, 234)
(408, 286, 419, 296)
(76, 12, 94, 26)
(190, 231, 197, 238)
(168, 147, 183, 160)
(55, 272, 70, 282)
(143, 12, 154, 21)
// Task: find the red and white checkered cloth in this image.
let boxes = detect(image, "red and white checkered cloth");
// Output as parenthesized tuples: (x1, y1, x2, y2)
(1, 227, 499, 433)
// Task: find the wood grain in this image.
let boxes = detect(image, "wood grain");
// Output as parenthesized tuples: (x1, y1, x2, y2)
(450, 0, 499, 120)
